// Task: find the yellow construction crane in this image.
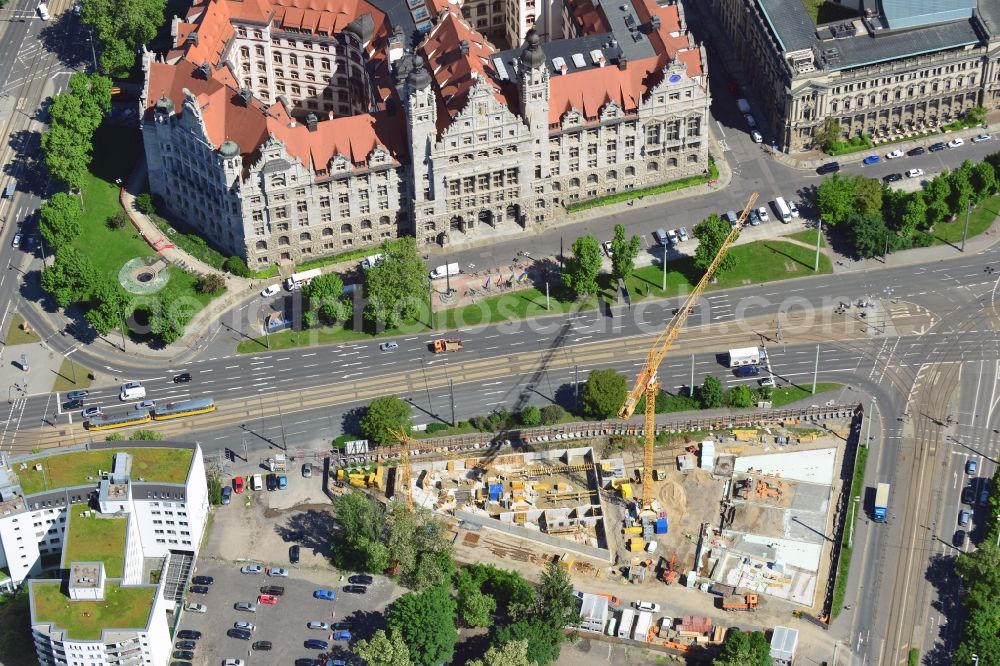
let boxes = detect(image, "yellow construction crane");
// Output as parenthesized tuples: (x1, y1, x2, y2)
(619, 193, 759, 509)
(389, 428, 414, 508)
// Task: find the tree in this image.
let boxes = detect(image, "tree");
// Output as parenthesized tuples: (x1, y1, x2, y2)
(533, 560, 579, 630)
(330, 491, 390, 572)
(469, 563, 535, 619)
(580, 369, 627, 419)
(853, 176, 884, 219)
(973, 161, 998, 200)
(106, 211, 129, 230)
(207, 475, 223, 505)
(147, 304, 190, 344)
(85, 279, 135, 336)
(816, 173, 858, 226)
(693, 214, 737, 273)
(539, 404, 566, 425)
(354, 628, 412, 666)
(364, 237, 429, 329)
(700, 375, 723, 409)
(48, 94, 100, 139)
(814, 117, 842, 152)
(456, 568, 496, 627)
(609, 223, 642, 281)
(387, 585, 458, 666)
(923, 175, 952, 228)
(224, 256, 253, 277)
(82, 0, 167, 76)
(898, 192, 927, 238)
(848, 213, 891, 259)
(519, 405, 541, 427)
(41, 124, 91, 189)
(468, 640, 537, 666)
(68, 72, 113, 115)
(389, 504, 454, 589)
(196, 274, 225, 294)
(494, 620, 563, 666)
(41, 247, 97, 307)
(727, 384, 754, 409)
(949, 161, 975, 211)
(965, 105, 987, 126)
(135, 193, 155, 214)
(39, 192, 83, 247)
(561, 234, 602, 297)
(302, 272, 352, 325)
(129, 429, 164, 440)
(361, 395, 412, 445)
(714, 629, 771, 666)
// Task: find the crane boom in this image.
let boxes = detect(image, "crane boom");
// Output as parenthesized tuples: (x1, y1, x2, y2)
(389, 428, 414, 508)
(619, 193, 759, 509)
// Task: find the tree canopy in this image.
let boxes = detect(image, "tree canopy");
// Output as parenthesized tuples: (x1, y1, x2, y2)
(354, 628, 412, 666)
(700, 375, 723, 409)
(41, 247, 97, 308)
(387, 585, 458, 666)
(81, 0, 167, 76)
(456, 568, 496, 627)
(494, 620, 563, 666)
(85, 279, 135, 336)
(609, 223, 642, 281)
(693, 213, 737, 273)
(39, 192, 83, 247)
(361, 395, 412, 446)
(302, 272, 353, 325)
(727, 384, 754, 408)
(713, 630, 771, 666)
(581, 369, 627, 419)
(561, 234, 602, 297)
(533, 560, 580, 630)
(364, 237, 429, 329)
(468, 640, 537, 666)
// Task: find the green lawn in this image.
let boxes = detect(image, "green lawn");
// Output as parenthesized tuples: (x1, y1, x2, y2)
(832, 443, 868, 619)
(5, 313, 40, 345)
(148, 211, 227, 270)
(787, 229, 826, 248)
(770, 382, 842, 407)
(923, 193, 1000, 247)
(51, 358, 93, 393)
(32, 581, 154, 639)
(566, 161, 719, 213)
(16, 447, 194, 496)
(801, 0, 858, 24)
(63, 513, 126, 577)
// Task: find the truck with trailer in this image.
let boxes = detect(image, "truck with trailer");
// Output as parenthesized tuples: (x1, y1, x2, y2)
(874, 482, 890, 521)
(728, 347, 761, 368)
(432, 338, 463, 353)
(284, 268, 322, 291)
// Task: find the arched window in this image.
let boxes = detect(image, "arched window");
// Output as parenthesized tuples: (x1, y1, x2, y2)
(255, 240, 267, 250)
(667, 157, 678, 168)
(299, 232, 311, 242)
(607, 170, 618, 180)
(278, 236, 290, 246)
(322, 227, 333, 236)
(625, 166, 635, 176)
(341, 223, 353, 233)
(587, 174, 598, 184)
(379, 216, 391, 226)
(361, 219, 372, 229)
(648, 161, 659, 172)
(569, 178, 580, 188)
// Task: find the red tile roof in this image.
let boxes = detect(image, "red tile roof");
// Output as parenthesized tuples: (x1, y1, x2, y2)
(269, 110, 407, 170)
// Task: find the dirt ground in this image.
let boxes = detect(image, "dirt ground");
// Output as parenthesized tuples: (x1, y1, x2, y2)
(647, 470, 726, 567)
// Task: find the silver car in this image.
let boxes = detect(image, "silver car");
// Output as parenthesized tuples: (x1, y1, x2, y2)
(235, 602, 257, 612)
(307, 621, 329, 630)
(240, 564, 263, 575)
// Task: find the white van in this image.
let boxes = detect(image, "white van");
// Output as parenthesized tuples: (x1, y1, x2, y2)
(773, 197, 792, 223)
(429, 263, 460, 279)
(119, 382, 146, 401)
(251, 474, 263, 491)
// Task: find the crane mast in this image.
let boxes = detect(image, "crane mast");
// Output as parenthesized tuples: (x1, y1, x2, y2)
(619, 193, 759, 509)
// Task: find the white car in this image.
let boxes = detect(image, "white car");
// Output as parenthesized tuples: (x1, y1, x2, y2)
(11, 232, 22, 248)
(307, 621, 330, 630)
(756, 206, 769, 223)
(948, 137, 965, 148)
(973, 133, 993, 143)
(634, 600, 661, 612)
(260, 284, 281, 298)
(677, 227, 689, 242)
(885, 149, 904, 159)
(602, 241, 613, 257)
(751, 130, 763, 143)
(234, 621, 256, 632)
(666, 229, 679, 245)
(240, 564, 263, 575)
(788, 201, 800, 218)
(223, 660, 245, 666)
(906, 168, 925, 178)
(185, 602, 207, 613)
(268, 567, 289, 577)
(759, 377, 775, 387)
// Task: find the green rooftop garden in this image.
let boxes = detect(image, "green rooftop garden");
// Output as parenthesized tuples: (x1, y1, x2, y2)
(16, 447, 194, 496)
(63, 512, 126, 578)
(32, 581, 154, 640)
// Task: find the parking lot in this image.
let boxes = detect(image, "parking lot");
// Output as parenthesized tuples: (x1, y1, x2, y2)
(180, 460, 401, 665)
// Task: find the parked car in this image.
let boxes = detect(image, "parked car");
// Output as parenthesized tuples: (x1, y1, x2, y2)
(959, 509, 972, 527)
(173, 651, 194, 660)
(266, 473, 277, 491)
(290, 544, 300, 563)
(973, 133, 993, 143)
(332, 630, 352, 641)
(634, 600, 661, 612)
(862, 154, 881, 165)
(759, 377, 775, 387)
(260, 585, 285, 596)
(301, 463, 312, 478)
(277, 475, 287, 489)
(756, 206, 769, 223)
(602, 240, 613, 257)
(654, 228, 668, 246)
(349, 574, 374, 585)
(313, 589, 336, 600)
(929, 142, 947, 152)
(906, 168, 925, 178)
(954, 530, 967, 548)
(948, 137, 965, 148)
(234, 621, 256, 632)
(268, 567, 289, 577)
(185, 603, 206, 613)
(886, 149, 904, 159)
(307, 621, 330, 630)
(751, 129, 763, 143)
(11, 232, 21, 248)
(295, 660, 320, 666)
(967, 459, 978, 475)
(175, 640, 196, 650)
(260, 284, 281, 298)
(305, 639, 329, 650)
(981, 490, 991, 506)
(223, 660, 245, 666)
(81, 407, 102, 419)
(192, 576, 213, 585)
(678, 227, 689, 242)
(907, 146, 926, 156)
(189, 585, 210, 595)
(343, 585, 367, 594)
(666, 228, 679, 245)
(883, 173, 903, 183)
(240, 564, 263, 575)
(233, 476, 245, 493)
(252, 641, 272, 651)
(788, 201, 800, 218)
(227, 629, 252, 641)
(748, 210, 760, 226)
(962, 487, 975, 505)
(177, 630, 201, 640)
(258, 594, 279, 605)
(379, 341, 399, 352)
(221, 486, 232, 504)
(234, 602, 257, 612)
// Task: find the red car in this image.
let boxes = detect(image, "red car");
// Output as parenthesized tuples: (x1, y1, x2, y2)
(257, 594, 278, 605)
(233, 476, 245, 494)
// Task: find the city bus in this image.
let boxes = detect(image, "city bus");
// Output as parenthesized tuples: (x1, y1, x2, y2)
(85, 410, 152, 431)
(151, 398, 217, 421)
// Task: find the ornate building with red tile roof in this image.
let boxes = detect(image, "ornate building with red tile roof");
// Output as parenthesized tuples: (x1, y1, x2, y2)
(141, 0, 708, 267)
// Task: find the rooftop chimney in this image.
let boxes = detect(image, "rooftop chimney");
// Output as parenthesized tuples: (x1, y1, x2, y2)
(198, 62, 211, 79)
(306, 113, 318, 132)
(459, 40, 469, 55)
(238, 88, 252, 106)
(618, 53, 628, 71)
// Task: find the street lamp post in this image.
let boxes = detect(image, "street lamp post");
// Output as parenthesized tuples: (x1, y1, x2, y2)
(87, 29, 98, 72)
